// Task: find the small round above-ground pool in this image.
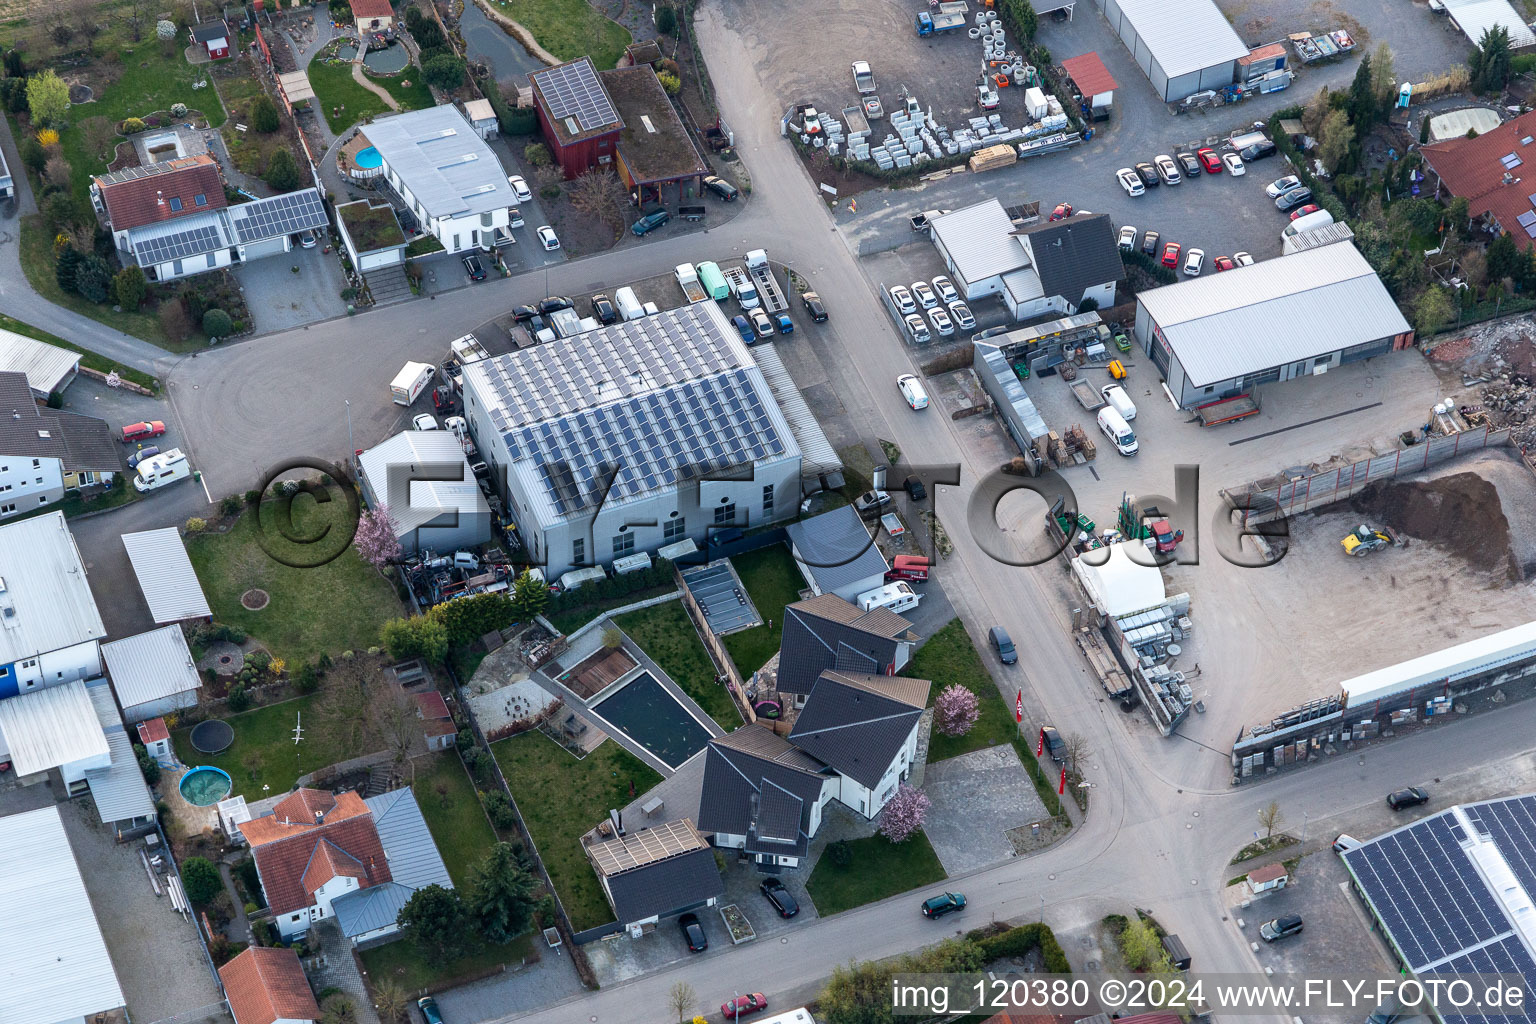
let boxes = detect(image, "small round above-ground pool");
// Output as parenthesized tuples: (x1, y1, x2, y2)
(190, 718, 234, 753)
(180, 766, 232, 807)
(354, 146, 382, 170)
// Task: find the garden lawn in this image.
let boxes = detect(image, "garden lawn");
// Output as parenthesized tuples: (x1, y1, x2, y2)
(544, 581, 675, 635)
(720, 544, 804, 678)
(491, 731, 660, 931)
(412, 751, 497, 887)
(306, 59, 393, 133)
(489, 0, 631, 71)
(184, 502, 401, 664)
(0, 314, 159, 392)
(15, 215, 179, 351)
(376, 72, 434, 111)
(805, 832, 946, 916)
(613, 601, 740, 730)
(911, 619, 1017, 763)
(360, 931, 533, 993)
(170, 694, 343, 797)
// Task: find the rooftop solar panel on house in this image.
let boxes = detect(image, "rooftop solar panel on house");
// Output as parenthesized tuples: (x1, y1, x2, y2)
(230, 190, 328, 242)
(536, 59, 619, 132)
(133, 223, 224, 265)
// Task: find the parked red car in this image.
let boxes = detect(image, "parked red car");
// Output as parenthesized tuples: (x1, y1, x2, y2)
(121, 420, 165, 443)
(722, 994, 769, 1020)
(1161, 242, 1181, 268)
(1049, 203, 1073, 221)
(1288, 203, 1321, 220)
(1196, 147, 1222, 173)
(1213, 256, 1237, 272)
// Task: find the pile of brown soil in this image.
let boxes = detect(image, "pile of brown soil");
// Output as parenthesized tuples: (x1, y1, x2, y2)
(1349, 472, 1517, 578)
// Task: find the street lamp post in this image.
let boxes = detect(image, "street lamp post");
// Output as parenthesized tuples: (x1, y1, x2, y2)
(345, 400, 354, 465)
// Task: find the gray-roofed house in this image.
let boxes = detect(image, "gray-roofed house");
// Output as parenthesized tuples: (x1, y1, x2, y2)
(0, 327, 82, 398)
(0, 510, 107, 701)
(100, 625, 202, 723)
(927, 200, 1032, 303)
(1134, 242, 1413, 408)
(461, 301, 803, 577)
(84, 677, 157, 831)
(1012, 213, 1126, 315)
(697, 725, 834, 869)
(328, 787, 455, 945)
(355, 105, 517, 256)
(121, 527, 214, 624)
(583, 817, 724, 933)
(784, 505, 888, 602)
(356, 431, 493, 555)
(0, 370, 120, 512)
(775, 594, 917, 704)
(787, 670, 930, 819)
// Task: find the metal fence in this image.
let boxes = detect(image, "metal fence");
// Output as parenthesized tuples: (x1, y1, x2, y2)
(1224, 425, 1511, 525)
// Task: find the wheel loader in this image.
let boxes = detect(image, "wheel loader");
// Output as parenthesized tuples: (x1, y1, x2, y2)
(1341, 524, 1394, 556)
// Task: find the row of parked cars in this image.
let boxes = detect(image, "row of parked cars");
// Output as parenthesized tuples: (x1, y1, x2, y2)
(889, 275, 975, 343)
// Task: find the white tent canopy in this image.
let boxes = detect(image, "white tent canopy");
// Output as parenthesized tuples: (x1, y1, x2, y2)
(1071, 542, 1166, 617)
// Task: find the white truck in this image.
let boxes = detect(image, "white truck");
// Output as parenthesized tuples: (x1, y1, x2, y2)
(721, 265, 761, 309)
(450, 333, 491, 365)
(744, 249, 788, 315)
(614, 286, 646, 321)
(852, 61, 876, 94)
(391, 361, 436, 405)
(675, 263, 707, 303)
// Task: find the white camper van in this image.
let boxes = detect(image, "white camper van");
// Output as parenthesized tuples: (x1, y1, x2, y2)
(1097, 407, 1139, 456)
(133, 448, 192, 492)
(855, 581, 921, 614)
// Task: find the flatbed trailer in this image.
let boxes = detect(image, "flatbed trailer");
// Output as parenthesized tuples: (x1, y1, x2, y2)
(745, 249, 789, 315)
(1195, 392, 1260, 426)
(1069, 378, 1106, 410)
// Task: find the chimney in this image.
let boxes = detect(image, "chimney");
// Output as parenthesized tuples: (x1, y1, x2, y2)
(315, 809, 324, 824)
(156, 190, 165, 206)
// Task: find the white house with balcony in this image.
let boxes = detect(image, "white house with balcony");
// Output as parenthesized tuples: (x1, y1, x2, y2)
(356, 105, 517, 254)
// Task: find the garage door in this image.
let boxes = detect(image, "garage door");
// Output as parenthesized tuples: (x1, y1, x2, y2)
(360, 249, 401, 271)
(241, 236, 288, 260)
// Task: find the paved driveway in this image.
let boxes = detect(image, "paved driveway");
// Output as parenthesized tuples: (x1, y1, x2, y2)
(922, 744, 1049, 875)
(235, 244, 348, 333)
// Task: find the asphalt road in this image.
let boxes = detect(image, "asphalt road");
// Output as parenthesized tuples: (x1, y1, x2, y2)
(0, 4, 1523, 1021)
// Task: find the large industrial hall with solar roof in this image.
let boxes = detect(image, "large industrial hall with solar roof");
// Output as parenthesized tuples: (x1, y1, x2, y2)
(459, 301, 838, 577)
(1341, 795, 1536, 1024)
(90, 155, 328, 281)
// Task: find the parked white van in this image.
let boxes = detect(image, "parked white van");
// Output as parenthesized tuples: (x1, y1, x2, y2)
(1100, 384, 1137, 421)
(1097, 407, 1139, 456)
(1282, 209, 1334, 240)
(614, 286, 645, 321)
(133, 448, 191, 492)
(855, 581, 921, 614)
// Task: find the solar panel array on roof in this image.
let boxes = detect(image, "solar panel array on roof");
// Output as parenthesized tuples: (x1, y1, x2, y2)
(1435, 936, 1536, 1024)
(537, 59, 619, 131)
(230, 190, 328, 242)
(1464, 797, 1536, 897)
(1503, 152, 1524, 169)
(133, 222, 224, 265)
(1518, 211, 1536, 238)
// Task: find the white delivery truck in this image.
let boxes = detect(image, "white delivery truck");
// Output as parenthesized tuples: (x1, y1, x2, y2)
(1097, 407, 1139, 456)
(1100, 384, 1137, 421)
(133, 448, 192, 492)
(614, 286, 646, 321)
(391, 361, 436, 405)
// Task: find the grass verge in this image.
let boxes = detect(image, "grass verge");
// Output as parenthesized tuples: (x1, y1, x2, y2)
(360, 931, 534, 993)
(16, 216, 181, 351)
(613, 600, 740, 730)
(411, 751, 498, 887)
(720, 544, 804, 679)
(910, 619, 1016, 763)
(491, 730, 660, 931)
(374, 71, 434, 110)
(0, 313, 160, 392)
(184, 502, 401, 663)
(488, 0, 631, 71)
(544, 582, 675, 636)
(806, 832, 946, 915)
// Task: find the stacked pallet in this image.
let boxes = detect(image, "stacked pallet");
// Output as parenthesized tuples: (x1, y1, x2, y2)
(968, 143, 1017, 173)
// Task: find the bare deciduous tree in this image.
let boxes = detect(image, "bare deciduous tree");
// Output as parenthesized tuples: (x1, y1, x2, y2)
(568, 169, 627, 231)
(42, 155, 73, 191)
(68, 0, 102, 50)
(80, 116, 116, 163)
(371, 678, 420, 770)
(316, 659, 373, 755)
(1063, 733, 1093, 775)
(1258, 800, 1285, 840)
(667, 981, 697, 1024)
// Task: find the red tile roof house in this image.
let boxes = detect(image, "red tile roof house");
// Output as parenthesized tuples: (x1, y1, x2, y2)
(89, 154, 329, 282)
(414, 690, 456, 751)
(1422, 109, 1536, 248)
(244, 787, 453, 944)
(219, 946, 320, 1024)
(350, 0, 396, 34)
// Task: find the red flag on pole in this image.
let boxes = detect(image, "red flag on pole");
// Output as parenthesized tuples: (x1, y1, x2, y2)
(1015, 690, 1023, 724)
(1058, 766, 1067, 795)
(1036, 727, 1044, 757)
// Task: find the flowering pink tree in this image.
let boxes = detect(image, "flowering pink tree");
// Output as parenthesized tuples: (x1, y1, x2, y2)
(934, 684, 980, 737)
(878, 783, 931, 843)
(355, 504, 402, 567)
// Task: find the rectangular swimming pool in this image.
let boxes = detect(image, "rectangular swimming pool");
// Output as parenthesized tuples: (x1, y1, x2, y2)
(591, 672, 711, 770)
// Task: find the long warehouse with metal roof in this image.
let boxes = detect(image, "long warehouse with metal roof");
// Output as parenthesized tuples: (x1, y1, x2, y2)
(1089, 0, 1249, 101)
(1134, 242, 1414, 409)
